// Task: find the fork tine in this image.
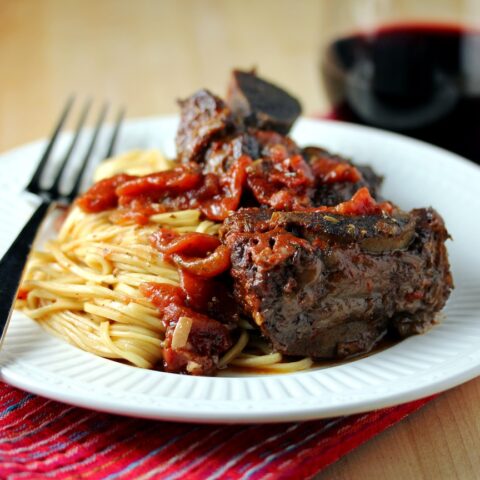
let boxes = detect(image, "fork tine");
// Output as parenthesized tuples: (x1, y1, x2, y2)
(48, 99, 92, 198)
(66, 102, 109, 202)
(104, 107, 125, 160)
(25, 96, 75, 194)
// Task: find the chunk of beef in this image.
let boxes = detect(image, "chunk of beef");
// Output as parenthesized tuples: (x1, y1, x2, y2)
(227, 69, 302, 134)
(174, 83, 383, 212)
(270, 210, 416, 253)
(162, 313, 232, 376)
(176, 90, 234, 164)
(221, 207, 453, 358)
(242, 140, 384, 212)
(140, 282, 233, 376)
(203, 133, 259, 175)
(302, 146, 384, 206)
(222, 207, 272, 234)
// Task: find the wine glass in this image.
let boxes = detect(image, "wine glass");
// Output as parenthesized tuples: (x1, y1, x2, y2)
(320, 0, 480, 163)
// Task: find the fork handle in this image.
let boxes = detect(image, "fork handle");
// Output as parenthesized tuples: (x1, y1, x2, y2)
(0, 200, 52, 346)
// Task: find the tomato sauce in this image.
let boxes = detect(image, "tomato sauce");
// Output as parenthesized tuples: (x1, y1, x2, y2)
(313, 187, 393, 216)
(77, 157, 252, 223)
(140, 282, 232, 375)
(76, 129, 377, 224)
(141, 229, 235, 375)
(309, 155, 362, 184)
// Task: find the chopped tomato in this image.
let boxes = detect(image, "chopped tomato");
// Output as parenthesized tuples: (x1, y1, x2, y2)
(150, 230, 221, 257)
(172, 245, 231, 278)
(312, 187, 394, 216)
(76, 174, 134, 212)
(310, 155, 361, 184)
(116, 164, 202, 197)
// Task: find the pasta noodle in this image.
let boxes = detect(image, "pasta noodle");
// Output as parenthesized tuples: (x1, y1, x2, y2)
(17, 150, 313, 374)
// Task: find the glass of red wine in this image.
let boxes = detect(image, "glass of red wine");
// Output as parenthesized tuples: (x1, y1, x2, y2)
(320, 0, 480, 163)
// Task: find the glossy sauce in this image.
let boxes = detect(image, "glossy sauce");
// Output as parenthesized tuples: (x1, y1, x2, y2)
(308, 187, 393, 216)
(309, 154, 361, 184)
(139, 230, 236, 375)
(77, 157, 252, 223)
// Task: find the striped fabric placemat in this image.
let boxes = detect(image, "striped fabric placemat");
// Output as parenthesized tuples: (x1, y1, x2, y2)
(0, 382, 434, 479)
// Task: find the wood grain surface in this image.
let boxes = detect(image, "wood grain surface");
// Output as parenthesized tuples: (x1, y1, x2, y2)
(1, 1, 479, 478)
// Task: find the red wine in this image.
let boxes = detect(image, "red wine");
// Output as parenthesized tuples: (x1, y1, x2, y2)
(322, 23, 480, 163)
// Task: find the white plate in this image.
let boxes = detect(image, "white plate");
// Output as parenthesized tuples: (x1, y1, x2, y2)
(1, 116, 479, 424)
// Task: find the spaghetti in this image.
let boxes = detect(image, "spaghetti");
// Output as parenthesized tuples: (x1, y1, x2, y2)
(17, 150, 313, 375)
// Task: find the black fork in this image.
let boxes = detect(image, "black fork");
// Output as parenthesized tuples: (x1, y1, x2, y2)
(0, 99, 125, 346)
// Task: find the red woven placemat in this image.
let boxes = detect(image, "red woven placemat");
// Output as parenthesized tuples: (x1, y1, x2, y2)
(0, 382, 434, 479)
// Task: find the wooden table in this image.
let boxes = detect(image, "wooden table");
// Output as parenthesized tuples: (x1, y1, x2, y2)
(1, 1, 479, 478)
